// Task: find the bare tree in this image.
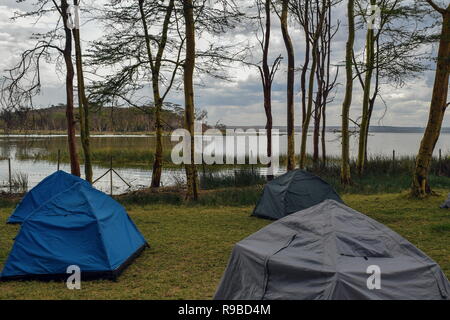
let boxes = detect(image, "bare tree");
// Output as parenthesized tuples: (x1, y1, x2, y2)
(248, 0, 283, 180)
(72, 0, 93, 183)
(88, 0, 184, 189)
(318, 0, 340, 166)
(138, 0, 176, 188)
(341, 0, 355, 185)
(183, 0, 199, 200)
(274, 0, 296, 171)
(181, 0, 244, 200)
(354, 0, 430, 175)
(412, 0, 449, 197)
(1, 0, 81, 176)
(89, 0, 243, 195)
(356, 0, 376, 176)
(291, 0, 328, 169)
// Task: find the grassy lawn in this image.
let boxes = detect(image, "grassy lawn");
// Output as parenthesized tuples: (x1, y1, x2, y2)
(0, 191, 449, 299)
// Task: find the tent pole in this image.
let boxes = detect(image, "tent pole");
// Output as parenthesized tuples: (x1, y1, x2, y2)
(110, 156, 113, 196)
(8, 158, 12, 194)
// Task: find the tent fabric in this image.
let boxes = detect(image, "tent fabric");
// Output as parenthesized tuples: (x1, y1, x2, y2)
(252, 169, 343, 220)
(215, 200, 450, 300)
(440, 194, 450, 209)
(7, 170, 88, 224)
(0, 179, 147, 281)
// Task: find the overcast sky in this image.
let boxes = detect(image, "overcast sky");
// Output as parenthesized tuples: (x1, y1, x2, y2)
(0, 0, 448, 128)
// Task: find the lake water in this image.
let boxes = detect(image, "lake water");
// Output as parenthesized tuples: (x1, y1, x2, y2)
(0, 132, 449, 194)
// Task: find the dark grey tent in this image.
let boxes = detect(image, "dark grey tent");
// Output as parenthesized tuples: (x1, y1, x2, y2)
(440, 194, 450, 209)
(252, 169, 343, 220)
(215, 200, 450, 300)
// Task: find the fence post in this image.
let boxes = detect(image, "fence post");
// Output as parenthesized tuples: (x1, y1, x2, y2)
(57, 149, 61, 171)
(110, 156, 113, 196)
(8, 158, 12, 194)
(392, 150, 395, 171)
(439, 149, 442, 175)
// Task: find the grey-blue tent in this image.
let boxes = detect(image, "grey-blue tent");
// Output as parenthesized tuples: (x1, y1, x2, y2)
(216, 200, 450, 300)
(1, 172, 147, 281)
(252, 169, 343, 220)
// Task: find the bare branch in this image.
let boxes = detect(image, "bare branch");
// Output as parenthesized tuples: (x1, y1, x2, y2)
(425, 0, 446, 14)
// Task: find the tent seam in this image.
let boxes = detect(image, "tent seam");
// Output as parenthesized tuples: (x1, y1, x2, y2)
(261, 233, 297, 299)
(18, 175, 85, 224)
(83, 190, 115, 272)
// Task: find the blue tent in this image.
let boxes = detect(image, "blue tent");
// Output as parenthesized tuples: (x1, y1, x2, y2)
(1, 174, 147, 281)
(7, 170, 88, 224)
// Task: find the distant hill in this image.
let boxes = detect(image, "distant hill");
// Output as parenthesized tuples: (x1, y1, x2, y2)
(0, 104, 184, 133)
(2, 105, 449, 134)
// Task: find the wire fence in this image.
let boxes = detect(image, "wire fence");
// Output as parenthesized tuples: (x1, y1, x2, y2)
(92, 156, 131, 195)
(1, 148, 448, 194)
(1, 151, 132, 195)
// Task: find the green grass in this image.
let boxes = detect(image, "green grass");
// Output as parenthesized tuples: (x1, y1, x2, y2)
(19, 149, 266, 171)
(431, 223, 450, 233)
(308, 155, 450, 194)
(18, 149, 175, 169)
(117, 186, 265, 207)
(200, 169, 266, 190)
(324, 172, 450, 194)
(0, 191, 449, 299)
(0, 194, 21, 208)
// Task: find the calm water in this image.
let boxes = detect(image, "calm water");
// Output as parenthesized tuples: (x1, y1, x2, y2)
(0, 132, 449, 194)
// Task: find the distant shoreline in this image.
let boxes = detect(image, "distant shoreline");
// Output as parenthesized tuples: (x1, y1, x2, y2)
(224, 126, 450, 134)
(0, 131, 163, 137)
(1, 126, 450, 136)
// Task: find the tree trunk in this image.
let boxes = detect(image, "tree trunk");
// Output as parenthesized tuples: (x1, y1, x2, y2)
(313, 108, 321, 166)
(321, 0, 333, 168)
(151, 1, 174, 188)
(151, 97, 164, 188)
(300, 41, 319, 168)
(300, 1, 310, 134)
(412, 7, 450, 197)
(262, 0, 273, 181)
(72, 1, 92, 183)
(183, 0, 199, 200)
(356, 0, 375, 176)
(321, 100, 327, 166)
(363, 58, 379, 163)
(313, 44, 324, 167)
(280, 0, 295, 171)
(137, 0, 174, 188)
(299, 1, 327, 169)
(341, 0, 355, 185)
(264, 95, 273, 180)
(62, 0, 80, 177)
